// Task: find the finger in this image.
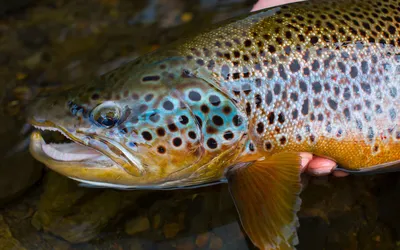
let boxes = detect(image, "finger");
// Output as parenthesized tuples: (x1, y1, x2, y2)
(307, 157, 337, 176)
(332, 170, 349, 177)
(251, 0, 304, 12)
(299, 152, 313, 173)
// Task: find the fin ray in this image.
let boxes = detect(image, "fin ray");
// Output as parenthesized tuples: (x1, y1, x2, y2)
(227, 152, 302, 250)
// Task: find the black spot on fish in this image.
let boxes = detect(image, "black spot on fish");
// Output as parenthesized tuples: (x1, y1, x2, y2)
(299, 81, 307, 92)
(223, 106, 232, 114)
(289, 60, 300, 72)
(255, 94, 262, 108)
(356, 119, 363, 131)
(343, 87, 351, 100)
(163, 100, 174, 111)
(328, 98, 338, 110)
(301, 99, 309, 115)
(142, 75, 160, 82)
(274, 83, 281, 95)
(168, 123, 178, 132)
(361, 61, 368, 74)
(201, 104, 209, 113)
(361, 82, 371, 95)
(268, 45, 276, 53)
(157, 128, 165, 137)
(388, 25, 396, 35)
(212, 115, 224, 126)
(337, 62, 346, 73)
(389, 87, 398, 98)
(207, 138, 218, 149)
(367, 127, 374, 141)
(265, 141, 272, 151)
(149, 113, 160, 123)
(256, 122, 264, 134)
(266, 90, 273, 105)
(279, 136, 287, 145)
(246, 103, 251, 116)
(172, 137, 182, 147)
(142, 131, 152, 141)
(350, 66, 358, 78)
(343, 108, 351, 121)
(267, 112, 275, 124)
(223, 131, 234, 140)
(157, 146, 166, 154)
(278, 64, 287, 80)
(196, 59, 204, 66)
(267, 69, 274, 79)
(311, 60, 320, 71)
(144, 94, 154, 102)
(233, 115, 243, 126)
(245, 141, 254, 152)
(278, 113, 285, 123)
(312, 81, 322, 94)
(389, 108, 397, 121)
(290, 92, 298, 101)
(179, 115, 189, 125)
(209, 95, 221, 106)
(189, 91, 201, 101)
(292, 109, 298, 119)
(188, 131, 197, 140)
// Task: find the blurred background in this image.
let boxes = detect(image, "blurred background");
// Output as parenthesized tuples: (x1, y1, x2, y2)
(0, 0, 400, 249)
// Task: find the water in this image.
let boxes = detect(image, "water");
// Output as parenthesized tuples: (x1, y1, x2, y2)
(0, 0, 400, 249)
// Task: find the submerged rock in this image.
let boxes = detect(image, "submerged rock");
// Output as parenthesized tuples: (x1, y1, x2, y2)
(125, 216, 151, 235)
(0, 118, 43, 206)
(0, 151, 43, 206)
(0, 214, 26, 249)
(32, 171, 146, 243)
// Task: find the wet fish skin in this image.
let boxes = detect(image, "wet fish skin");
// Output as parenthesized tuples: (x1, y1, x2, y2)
(28, 0, 400, 249)
(173, 0, 400, 171)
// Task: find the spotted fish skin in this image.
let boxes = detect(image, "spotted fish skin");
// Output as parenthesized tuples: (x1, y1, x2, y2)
(169, 0, 400, 170)
(99, 0, 400, 173)
(29, 0, 400, 189)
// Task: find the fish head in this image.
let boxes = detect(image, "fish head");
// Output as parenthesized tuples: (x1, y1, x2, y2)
(29, 55, 248, 188)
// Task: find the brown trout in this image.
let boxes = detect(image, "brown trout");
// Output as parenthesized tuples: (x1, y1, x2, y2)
(28, 0, 400, 249)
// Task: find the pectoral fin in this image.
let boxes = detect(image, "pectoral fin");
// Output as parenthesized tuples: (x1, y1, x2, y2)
(226, 153, 302, 250)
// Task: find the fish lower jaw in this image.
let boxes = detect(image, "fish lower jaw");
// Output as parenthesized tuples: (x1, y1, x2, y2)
(30, 124, 145, 178)
(29, 130, 112, 167)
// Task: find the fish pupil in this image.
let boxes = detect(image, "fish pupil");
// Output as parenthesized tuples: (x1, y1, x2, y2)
(95, 110, 119, 128)
(97, 114, 117, 127)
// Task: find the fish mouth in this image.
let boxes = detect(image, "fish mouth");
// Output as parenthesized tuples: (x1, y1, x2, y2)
(29, 119, 145, 177)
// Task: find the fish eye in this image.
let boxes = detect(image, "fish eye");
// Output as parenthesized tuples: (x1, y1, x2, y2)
(91, 101, 121, 128)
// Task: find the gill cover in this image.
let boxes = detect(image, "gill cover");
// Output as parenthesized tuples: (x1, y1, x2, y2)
(108, 55, 249, 183)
